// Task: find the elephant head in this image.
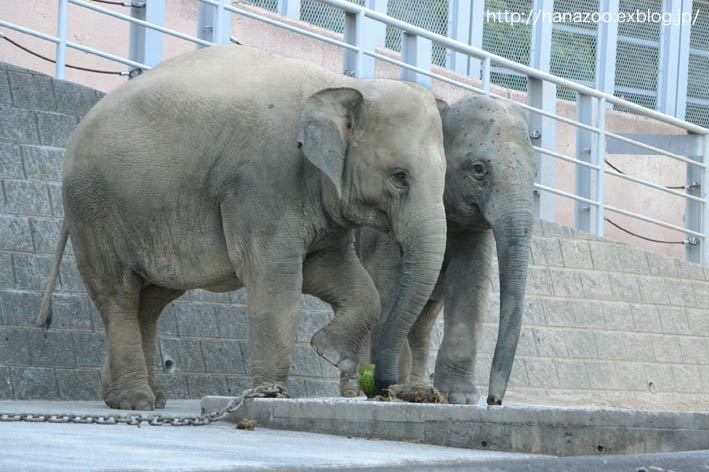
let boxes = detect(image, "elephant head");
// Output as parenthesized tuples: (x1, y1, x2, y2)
(297, 84, 447, 385)
(439, 95, 537, 405)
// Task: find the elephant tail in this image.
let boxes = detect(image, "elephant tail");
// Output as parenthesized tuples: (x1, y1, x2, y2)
(36, 220, 69, 329)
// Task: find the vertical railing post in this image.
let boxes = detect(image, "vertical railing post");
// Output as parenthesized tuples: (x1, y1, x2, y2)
(528, 0, 555, 222)
(56, 0, 68, 79)
(343, 0, 385, 79)
(400, 32, 432, 89)
(594, 0, 618, 97)
(687, 149, 703, 264)
(575, 94, 596, 233)
(702, 134, 709, 266)
(467, 0, 485, 79)
(446, 0, 471, 75)
(481, 56, 490, 95)
(197, 0, 231, 46)
(594, 96, 607, 237)
(277, 0, 301, 20)
(129, 0, 165, 72)
(657, 0, 692, 119)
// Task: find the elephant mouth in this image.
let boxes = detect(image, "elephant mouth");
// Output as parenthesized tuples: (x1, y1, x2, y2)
(446, 203, 490, 230)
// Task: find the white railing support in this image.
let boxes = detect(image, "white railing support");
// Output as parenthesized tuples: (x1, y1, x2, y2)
(197, 0, 231, 46)
(575, 94, 596, 233)
(446, 0, 470, 75)
(129, 0, 165, 70)
(595, 96, 607, 237)
(481, 56, 490, 95)
(657, 0, 692, 119)
(594, 0, 618, 97)
(56, 0, 68, 79)
(343, 10, 366, 78)
(400, 32, 432, 89)
(703, 134, 709, 265)
(528, 0, 555, 222)
(277, 0, 301, 20)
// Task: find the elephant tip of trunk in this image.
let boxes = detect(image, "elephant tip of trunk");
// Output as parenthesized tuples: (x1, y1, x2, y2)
(486, 394, 502, 406)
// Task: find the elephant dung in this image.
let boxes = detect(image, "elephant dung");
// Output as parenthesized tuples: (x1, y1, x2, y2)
(374, 383, 447, 404)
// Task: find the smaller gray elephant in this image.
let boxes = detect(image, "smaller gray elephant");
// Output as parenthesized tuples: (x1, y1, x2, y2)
(349, 95, 536, 405)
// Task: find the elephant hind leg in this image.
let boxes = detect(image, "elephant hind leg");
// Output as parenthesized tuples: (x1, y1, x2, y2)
(137, 285, 185, 409)
(407, 299, 443, 383)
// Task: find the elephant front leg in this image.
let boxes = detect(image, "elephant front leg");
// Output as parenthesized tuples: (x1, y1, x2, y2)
(407, 299, 443, 383)
(434, 230, 494, 404)
(303, 240, 381, 376)
(245, 256, 304, 387)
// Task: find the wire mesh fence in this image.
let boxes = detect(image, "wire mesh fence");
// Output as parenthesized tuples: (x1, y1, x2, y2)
(482, 0, 531, 92)
(687, 2, 709, 128)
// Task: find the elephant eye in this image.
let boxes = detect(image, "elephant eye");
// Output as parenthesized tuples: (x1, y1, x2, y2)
(390, 169, 409, 188)
(464, 160, 488, 180)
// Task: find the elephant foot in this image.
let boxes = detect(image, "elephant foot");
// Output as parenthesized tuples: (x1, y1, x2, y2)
(151, 387, 167, 409)
(339, 374, 361, 398)
(311, 328, 358, 373)
(435, 378, 480, 405)
(103, 380, 156, 411)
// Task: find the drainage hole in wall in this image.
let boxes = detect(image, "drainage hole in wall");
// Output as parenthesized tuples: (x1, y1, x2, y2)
(480, 441, 487, 447)
(596, 445, 604, 452)
(164, 358, 176, 373)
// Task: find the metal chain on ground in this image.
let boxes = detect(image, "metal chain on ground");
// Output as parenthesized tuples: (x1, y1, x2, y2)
(0, 383, 288, 427)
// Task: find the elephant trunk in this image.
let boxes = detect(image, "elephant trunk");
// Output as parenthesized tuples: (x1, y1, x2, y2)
(374, 204, 447, 394)
(486, 201, 534, 406)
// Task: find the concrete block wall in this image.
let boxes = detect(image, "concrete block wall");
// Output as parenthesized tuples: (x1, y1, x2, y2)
(1, 63, 708, 411)
(0, 62, 339, 401)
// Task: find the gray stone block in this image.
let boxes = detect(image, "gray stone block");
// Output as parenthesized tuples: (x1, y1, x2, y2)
(3, 180, 52, 216)
(157, 304, 178, 336)
(651, 335, 682, 363)
(72, 331, 105, 368)
(54, 80, 98, 116)
(58, 257, 85, 293)
(658, 307, 689, 334)
(225, 375, 251, 396)
(542, 298, 575, 327)
(156, 372, 189, 399)
(593, 331, 625, 360)
(608, 273, 642, 302)
(588, 242, 618, 271)
(290, 344, 323, 377)
(0, 142, 24, 178)
(0, 71, 11, 105)
(186, 374, 229, 398)
(692, 280, 709, 307)
(0, 327, 30, 365)
(629, 303, 662, 332)
(636, 276, 670, 305)
(664, 278, 696, 307)
(49, 293, 92, 330)
(29, 218, 70, 255)
(526, 267, 554, 296)
(548, 269, 583, 298)
(188, 289, 231, 304)
(86, 298, 103, 332)
(9, 366, 58, 399)
(36, 111, 78, 147)
(201, 340, 246, 374)
(539, 220, 574, 239)
(230, 288, 247, 304)
(646, 251, 680, 278)
(523, 296, 546, 326)
(214, 304, 248, 339)
(478, 322, 498, 354)
(0, 105, 39, 144)
(622, 333, 656, 362)
(173, 302, 219, 337)
(27, 330, 76, 368)
(673, 365, 701, 394)
(600, 302, 634, 331)
(56, 368, 101, 400)
(517, 326, 537, 357)
(572, 300, 606, 328)
(47, 183, 63, 217)
(579, 271, 613, 300)
(679, 336, 707, 364)
(318, 356, 339, 378)
(686, 309, 709, 333)
(21, 145, 63, 181)
(644, 363, 676, 393)
(585, 361, 618, 389)
(559, 240, 593, 269)
(304, 379, 338, 397)
(296, 309, 332, 343)
(7, 71, 56, 111)
(0, 215, 33, 252)
(564, 329, 598, 359)
(302, 295, 331, 311)
(674, 259, 705, 281)
(614, 246, 650, 274)
(12, 254, 53, 290)
(159, 337, 205, 373)
(615, 361, 648, 392)
(0, 290, 42, 326)
(530, 237, 563, 267)
(508, 357, 529, 386)
(532, 327, 568, 357)
(524, 358, 559, 388)
(554, 359, 589, 389)
(287, 378, 309, 398)
(0, 366, 13, 398)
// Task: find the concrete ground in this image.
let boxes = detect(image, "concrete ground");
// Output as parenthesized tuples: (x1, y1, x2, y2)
(1, 399, 708, 471)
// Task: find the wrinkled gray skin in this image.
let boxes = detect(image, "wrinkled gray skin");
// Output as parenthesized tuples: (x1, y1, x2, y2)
(37, 45, 447, 410)
(346, 95, 536, 405)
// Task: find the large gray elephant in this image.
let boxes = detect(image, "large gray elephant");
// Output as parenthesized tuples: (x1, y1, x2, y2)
(36, 45, 447, 410)
(348, 95, 536, 405)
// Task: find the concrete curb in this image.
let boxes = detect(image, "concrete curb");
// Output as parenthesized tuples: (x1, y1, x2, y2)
(202, 396, 709, 457)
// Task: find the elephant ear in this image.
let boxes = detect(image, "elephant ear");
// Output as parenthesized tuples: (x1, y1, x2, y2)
(435, 98, 449, 118)
(297, 88, 364, 198)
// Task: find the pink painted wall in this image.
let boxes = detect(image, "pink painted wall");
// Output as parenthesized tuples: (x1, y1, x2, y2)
(0, 0, 692, 259)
